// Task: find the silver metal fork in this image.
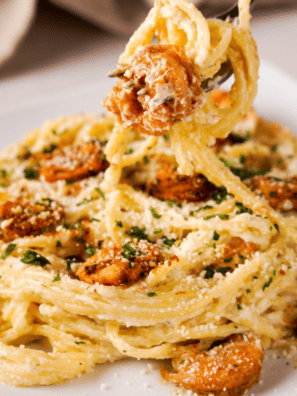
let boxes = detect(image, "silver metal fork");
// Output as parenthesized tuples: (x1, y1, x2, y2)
(201, 0, 261, 92)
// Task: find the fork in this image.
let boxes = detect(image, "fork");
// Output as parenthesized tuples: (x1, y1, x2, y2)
(201, 0, 261, 92)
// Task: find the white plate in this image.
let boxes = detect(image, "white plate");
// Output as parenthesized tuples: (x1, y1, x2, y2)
(0, 61, 297, 395)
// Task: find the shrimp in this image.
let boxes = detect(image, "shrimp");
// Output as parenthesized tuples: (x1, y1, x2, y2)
(103, 45, 204, 136)
(39, 140, 109, 183)
(252, 176, 297, 212)
(0, 198, 64, 242)
(147, 164, 216, 202)
(161, 332, 264, 396)
(211, 237, 258, 274)
(76, 240, 164, 287)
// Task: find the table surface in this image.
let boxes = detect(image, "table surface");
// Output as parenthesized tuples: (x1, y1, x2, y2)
(0, 0, 296, 111)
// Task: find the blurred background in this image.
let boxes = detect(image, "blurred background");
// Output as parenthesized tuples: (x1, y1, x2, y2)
(0, 0, 297, 109)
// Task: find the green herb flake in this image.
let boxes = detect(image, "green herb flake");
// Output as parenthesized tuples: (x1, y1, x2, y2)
(66, 178, 75, 185)
(166, 200, 175, 208)
(162, 236, 176, 249)
(115, 221, 123, 228)
(204, 213, 229, 221)
(95, 187, 105, 201)
(56, 241, 62, 248)
(122, 242, 137, 259)
(213, 231, 220, 241)
(180, 360, 185, 365)
(21, 250, 51, 267)
(273, 269, 276, 277)
(84, 245, 96, 257)
(126, 226, 151, 242)
(153, 228, 162, 234)
(150, 206, 162, 219)
(143, 156, 149, 164)
(263, 277, 273, 291)
(224, 257, 233, 263)
(76, 197, 93, 207)
(43, 144, 57, 154)
(0, 243, 16, 260)
(147, 292, 157, 297)
(205, 266, 215, 279)
(52, 274, 61, 282)
(163, 134, 169, 141)
(274, 223, 280, 233)
(239, 255, 246, 263)
(91, 218, 101, 223)
(217, 267, 231, 274)
(24, 167, 38, 180)
(235, 202, 253, 215)
(269, 191, 277, 198)
(246, 289, 251, 293)
(125, 148, 134, 155)
(74, 341, 86, 345)
(234, 325, 238, 329)
(240, 154, 246, 164)
(237, 304, 242, 310)
(211, 187, 228, 205)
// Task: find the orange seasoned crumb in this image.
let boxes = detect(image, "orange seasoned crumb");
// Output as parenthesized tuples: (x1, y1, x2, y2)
(0, 198, 64, 242)
(76, 240, 164, 287)
(252, 176, 297, 212)
(40, 141, 109, 183)
(147, 164, 216, 202)
(161, 333, 264, 396)
(103, 45, 204, 136)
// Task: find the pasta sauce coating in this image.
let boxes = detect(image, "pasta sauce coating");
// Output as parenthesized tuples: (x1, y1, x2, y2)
(76, 240, 164, 287)
(161, 333, 264, 396)
(40, 141, 109, 183)
(0, 198, 64, 242)
(103, 45, 204, 136)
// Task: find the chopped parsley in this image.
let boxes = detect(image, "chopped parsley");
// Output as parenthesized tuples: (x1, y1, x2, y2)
(84, 245, 96, 257)
(205, 266, 215, 279)
(269, 191, 277, 198)
(232, 131, 251, 143)
(239, 255, 246, 263)
(246, 289, 251, 293)
(147, 292, 157, 297)
(76, 197, 93, 207)
(263, 277, 273, 291)
(235, 202, 253, 215)
(213, 231, 220, 241)
(162, 236, 176, 249)
(43, 144, 57, 154)
(122, 242, 137, 259)
(150, 206, 162, 219)
(74, 341, 86, 345)
(163, 134, 169, 141)
(211, 187, 228, 205)
(166, 200, 175, 208)
(126, 226, 151, 242)
(21, 250, 51, 267)
(224, 257, 233, 263)
(237, 303, 242, 310)
(143, 156, 149, 164)
(56, 241, 62, 248)
(220, 158, 269, 181)
(125, 148, 134, 155)
(95, 187, 105, 201)
(66, 178, 75, 185)
(203, 213, 229, 221)
(0, 243, 16, 260)
(217, 267, 231, 274)
(239, 154, 246, 164)
(91, 218, 101, 223)
(52, 274, 61, 282)
(180, 360, 185, 365)
(274, 223, 280, 233)
(153, 228, 162, 234)
(189, 205, 213, 216)
(24, 167, 38, 180)
(115, 221, 123, 228)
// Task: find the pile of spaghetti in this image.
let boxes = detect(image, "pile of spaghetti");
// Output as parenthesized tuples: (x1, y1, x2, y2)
(0, 0, 296, 394)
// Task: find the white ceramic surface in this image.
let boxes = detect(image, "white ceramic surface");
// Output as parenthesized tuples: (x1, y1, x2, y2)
(0, 61, 297, 395)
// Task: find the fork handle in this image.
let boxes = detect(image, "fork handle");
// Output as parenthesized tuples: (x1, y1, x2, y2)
(216, 0, 261, 21)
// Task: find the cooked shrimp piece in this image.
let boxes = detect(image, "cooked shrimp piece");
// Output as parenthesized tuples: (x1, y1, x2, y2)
(252, 176, 297, 211)
(161, 333, 264, 396)
(39, 141, 109, 183)
(147, 164, 216, 202)
(76, 240, 164, 287)
(0, 198, 64, 242)
(103, 45, 204, 136)
(212, 237, 258, 273)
